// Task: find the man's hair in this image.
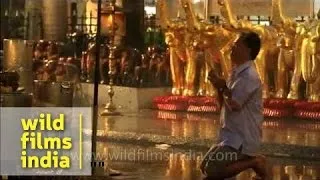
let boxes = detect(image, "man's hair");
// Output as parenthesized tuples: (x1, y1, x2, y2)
(241, 32, 261, 60)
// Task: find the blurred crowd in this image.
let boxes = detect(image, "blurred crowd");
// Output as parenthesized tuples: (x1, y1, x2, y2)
(84, 44, 171, 87)
(32, 41, 81, 82)
(31, 39, 171, 87)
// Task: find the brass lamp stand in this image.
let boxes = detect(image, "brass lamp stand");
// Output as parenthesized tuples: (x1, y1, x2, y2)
(101, 0, 120, 116)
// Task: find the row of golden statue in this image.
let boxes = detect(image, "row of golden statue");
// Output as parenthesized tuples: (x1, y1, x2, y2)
(157, 0, 320, 102)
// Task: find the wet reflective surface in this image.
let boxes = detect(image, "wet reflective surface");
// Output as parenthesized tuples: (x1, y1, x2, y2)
(97, 110, 320, 147)
(94, 110, 320, 179)
(97, 142, 320, 180)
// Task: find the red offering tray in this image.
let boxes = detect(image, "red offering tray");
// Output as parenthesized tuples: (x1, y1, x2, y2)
(153, 96, 220, 113)
(153, 96, 320, 120)
(263, 98, 320, 120)
(263, 108, 293, 118)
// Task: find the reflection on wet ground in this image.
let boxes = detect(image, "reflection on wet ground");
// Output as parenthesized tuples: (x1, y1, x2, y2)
(97, 142, 320, 180)
(98, 110, 320, 147)
(95, 110, 320, 179)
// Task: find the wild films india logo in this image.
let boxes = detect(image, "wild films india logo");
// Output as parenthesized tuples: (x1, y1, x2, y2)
(0, 108, 92, 176)
(20, 113, 75, 169)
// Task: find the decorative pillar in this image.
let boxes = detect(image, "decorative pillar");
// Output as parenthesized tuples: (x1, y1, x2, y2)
(42, 0, 68, 41)
(204, 0, 209, 20)
(0, 0, 9, 45)
(123, 0, 144, 50)
(25, 0, 42, 40)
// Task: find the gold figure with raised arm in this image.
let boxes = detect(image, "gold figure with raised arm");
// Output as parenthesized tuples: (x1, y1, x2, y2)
(177, 0, 200, 96)
(271, 0, 301, 99)
(179, 0, 208, 96)
(180, 0, 238, 96)
(300, 12, 320, 101)
(157, 0, 197, 96)
(218, 0, 279, 99)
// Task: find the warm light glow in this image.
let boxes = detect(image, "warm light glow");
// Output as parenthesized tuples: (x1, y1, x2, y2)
(101, 14, 114, 33)
(145, 6, 156, 15)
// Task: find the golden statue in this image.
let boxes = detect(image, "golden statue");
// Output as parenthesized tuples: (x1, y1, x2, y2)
(157, 0, 197, 96)
(179, 0, 208, 96)
(218, 0, 279, 99)
(271, 0, 302, 99)
(180, 0, 238, 96)
(300, 16, 320, 101)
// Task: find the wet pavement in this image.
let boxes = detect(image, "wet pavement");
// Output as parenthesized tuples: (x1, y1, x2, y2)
(96, 110, 320, 159)
(97, 110, 320, 147)
(97, 142, 320, 180)
(91, 109, 320, 179)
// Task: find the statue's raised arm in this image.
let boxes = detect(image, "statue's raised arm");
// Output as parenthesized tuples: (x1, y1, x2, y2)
(179, 0, 201, 31)
(217, 0, 280, 99)
(156, 0, 172, 30)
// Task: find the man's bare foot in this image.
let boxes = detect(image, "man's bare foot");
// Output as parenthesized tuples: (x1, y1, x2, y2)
(252, 155, 267, 179)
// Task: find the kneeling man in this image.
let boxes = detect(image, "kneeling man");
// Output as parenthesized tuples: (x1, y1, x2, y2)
(201, 32, 267, 180)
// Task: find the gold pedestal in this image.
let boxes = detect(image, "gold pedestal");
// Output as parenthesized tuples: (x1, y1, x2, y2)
(101, 100, 121, 116)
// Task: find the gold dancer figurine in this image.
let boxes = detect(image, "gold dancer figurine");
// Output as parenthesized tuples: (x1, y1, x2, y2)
(180, 0, 238, 96)
(218, 0, 279, 99)
(157, 0, 196, 96)
(272, 0, 302, 99)
(300, 11, 320, 101)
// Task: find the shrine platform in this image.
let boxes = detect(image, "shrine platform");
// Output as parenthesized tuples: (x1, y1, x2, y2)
(73, 83, 171, 111)
(153, 96, 320, 120)
(73, 84, 320, 120)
